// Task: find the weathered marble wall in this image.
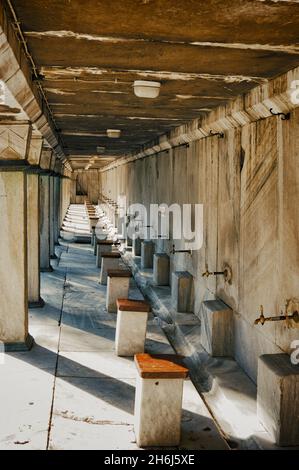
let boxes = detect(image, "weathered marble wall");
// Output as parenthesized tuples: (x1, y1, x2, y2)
(70, 170, 101, 204)
(100, 109, 299, 382)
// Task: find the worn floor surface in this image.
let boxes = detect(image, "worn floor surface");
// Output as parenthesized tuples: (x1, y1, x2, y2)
(0, 208, 228, 450)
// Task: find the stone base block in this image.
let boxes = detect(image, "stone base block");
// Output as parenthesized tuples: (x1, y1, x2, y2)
(99, 255, 121, 285)
(3, 334, 34, 352)
(200, 299, 233, 356)
(106, 273, 131, 313)
(132, 236, 142, 257)
(171, 271, 193, 313)
(40, 266, 54, 273)
(115, 300, 150, 356)
(96, 243, 113, 268)
(134, 375, 184, 447)
(257, 353, 299, 446)
(115, 310, 148, 356)
(28, 297, 45, 309)
(141, 240, 154, 269)
(153, 253, 169, 286)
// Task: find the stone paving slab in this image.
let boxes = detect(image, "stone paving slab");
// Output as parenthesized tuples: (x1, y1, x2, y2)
(0, 219, 229, 450)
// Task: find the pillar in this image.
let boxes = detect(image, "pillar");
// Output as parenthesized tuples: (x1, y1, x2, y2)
(49, 176, 56, 260)
(40, 175, 53, 272)
(53, 176, 61, 244)
(0, 170, 33, 350)
(27, 173, 44, 308)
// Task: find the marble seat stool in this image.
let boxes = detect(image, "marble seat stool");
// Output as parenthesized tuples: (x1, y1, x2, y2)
(93, 232, 108, 255)
(100, 252, 121, 285)
(106, 270, 132, 313)
(171, 271, 193, 313)
(257, 353, 299, 446)
(134, 353, 189, 447)
(89, 217, 99, 246)
(141, 240, 154, 268)
(96, 239, 115, 267)
(153, 253, 169, 286)
(132, 235, 142, 257)
(115, 299, 150, 356)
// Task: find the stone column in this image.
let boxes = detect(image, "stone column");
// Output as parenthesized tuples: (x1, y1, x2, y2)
(39, 175, 53, 272)
(49, 175, 56, 260)
(0, 170, 33, 350)
(27, 172, 44, 308)
(53, 176, 61, 244)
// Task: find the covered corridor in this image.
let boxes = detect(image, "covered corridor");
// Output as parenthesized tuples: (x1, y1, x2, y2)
(0, 0, 299, 452)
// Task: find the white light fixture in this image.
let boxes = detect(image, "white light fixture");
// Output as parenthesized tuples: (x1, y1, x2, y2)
(97, 146, 106, 154)
(107, 129, 121, 138)
(133, 80, 161, 99)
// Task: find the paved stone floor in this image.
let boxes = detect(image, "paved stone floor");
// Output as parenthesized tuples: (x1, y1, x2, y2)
(0, 212, 228, 449)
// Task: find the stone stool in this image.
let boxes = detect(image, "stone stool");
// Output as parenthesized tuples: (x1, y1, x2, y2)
(200, 299, 233, 356)
(93, 232, 108, 255)
(89, 217, 99, 246)
(96, 239, 115, 267)
(141, 240, 154, 268)
(126, 234, 133, 247)
(171, 271, 193, 313)
(100, 252, 121, 285)
(132, 235, 142, 257)
(153, 253, 169, 286)
(106, 270, 132, 313)
(257, 353, 299, 446)
(134, 353, 189, 447)
(115, 299, 150, 356)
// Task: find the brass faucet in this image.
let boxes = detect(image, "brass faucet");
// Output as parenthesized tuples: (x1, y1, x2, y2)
(202, 265, 232, 283)
(254, 304, 299, 326)
(171, 244, 192, 255)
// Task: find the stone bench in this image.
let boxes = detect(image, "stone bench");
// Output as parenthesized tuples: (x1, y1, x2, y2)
(257, 353, 299, 446)
(115, 299, 150, 356)
(134, 353, 189, 447)
(106, 270, 132, 313)
(99, 252, 121, 285)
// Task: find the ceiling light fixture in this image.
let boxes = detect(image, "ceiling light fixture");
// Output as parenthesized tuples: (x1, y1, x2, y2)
(133, 80, 161, 99)
(107, 129, 121, 138)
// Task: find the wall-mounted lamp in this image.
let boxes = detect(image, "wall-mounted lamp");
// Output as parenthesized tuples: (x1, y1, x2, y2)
(107, 129, 121, 138)
(133, 80, 161, 99)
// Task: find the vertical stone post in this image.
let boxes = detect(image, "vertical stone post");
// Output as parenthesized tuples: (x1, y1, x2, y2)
(0, 169, 33, 350)
(49, 175, 56, 259)
(53, 176, 61, 244)
(39, 175, 53, 272)
(27, 172, 44, 308)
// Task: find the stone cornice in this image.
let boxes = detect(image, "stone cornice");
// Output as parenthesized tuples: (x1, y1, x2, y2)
(100, 65, 299, 173)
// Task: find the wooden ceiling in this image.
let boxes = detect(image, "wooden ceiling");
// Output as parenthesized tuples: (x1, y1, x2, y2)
(10, 0, 299, 168)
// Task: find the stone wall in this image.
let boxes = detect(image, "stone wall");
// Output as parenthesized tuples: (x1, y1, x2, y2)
(70, 170, 101, 204)
(100, 107, 299, 382)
